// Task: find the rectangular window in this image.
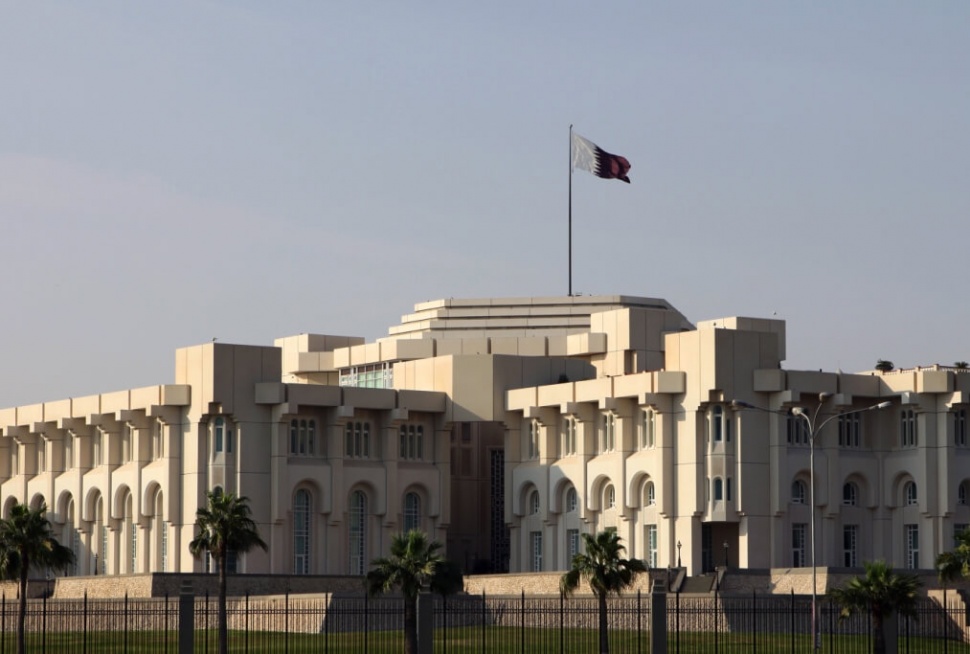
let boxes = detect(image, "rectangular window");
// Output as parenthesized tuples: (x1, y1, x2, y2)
(153, 421, 164, 459)
(526, 421, 539, 460)
(839, 414, 861, 448)
(787, 415, 809, 446)
(561, 417, 577, 457)
(530, 531, 543, 572)
(214, 419, 224, 453)
(647, 525, 658, 568)
(65, 434, 74, 470)
(601, 414, 615, 452)
(37, 443, 46, 474)
(955, 409, 967, 447)
(792, 523, 807, 568)
(954, 524, 968, 547)
(843, 525, 858, 567)
(641, 410, 655, 449)
(900, 410, 918, 448)
(345, 422, 371, 458)
(567, 529, 580, 562)
(905, 524, 919, 569)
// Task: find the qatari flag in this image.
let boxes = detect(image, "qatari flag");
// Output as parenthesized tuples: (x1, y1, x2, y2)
(571, 132, 631, 183)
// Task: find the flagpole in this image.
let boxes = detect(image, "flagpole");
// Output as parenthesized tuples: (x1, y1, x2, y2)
(568, 124, 573, 297)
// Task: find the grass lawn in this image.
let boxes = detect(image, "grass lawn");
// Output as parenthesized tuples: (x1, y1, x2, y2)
(1, 625, 968, 653)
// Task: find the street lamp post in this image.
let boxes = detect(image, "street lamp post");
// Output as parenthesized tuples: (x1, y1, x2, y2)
(733, 394, 891, 652)
(677, 540, 682, 568)
(723, 541, 729, 568)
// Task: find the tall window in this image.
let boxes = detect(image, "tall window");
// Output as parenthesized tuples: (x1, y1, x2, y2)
(567, 529, 580, 561)
(843, 525, 858, 567)
(600, 414, 616, 452)
(121, 424, 132, 464)
(641, 409, 656, 449)
(345, 422, 371, 459)
(647, 525, 658, 568)
(900, 409, 918, 447)
(712, 406, 724, 442)
(92, 429, 102, 467)
(713, 478, 723, 501)
(124, 492, 136, 574)
(787, 413, 810, 445)
(10, 442, 18, 476)
(565, 487, 578, 513)
(37, 441, 46, 473)
(605, 484, 616, 509)
(838, 414, 861, 448)
(64, 498, 78, 576)
(404, 492, 421, 533)
(530, 531, 542, 572)
(529, 490, 540, 515)
(904, 524, 919, 569)
(291, 419, 317, 456)
(959, 482, 968, 506)
(153, 489, 165, 572)
(153, 421, 164, 460)
(293, 490, 311, 575)
(955, 409, 967, 446)
(349, 491, 367, 575)
(646, 482, 656, 506)
(400, 425, 424, 461)
(843, 482, 859, 506)
(792, 523, 807, 567)
(561, 417, 577, 457)
(792, 480, 807, 504)
(954, 524, 968, 547)
(904, 481, 918, 506)
(66, 434, 75, 470)
(214, 417, 225, 453)
(526, 420, 540, 460)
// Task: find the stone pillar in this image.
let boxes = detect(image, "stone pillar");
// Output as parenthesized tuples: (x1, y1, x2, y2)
(416, 591, 434, 654)
(178, 580, 194, 654)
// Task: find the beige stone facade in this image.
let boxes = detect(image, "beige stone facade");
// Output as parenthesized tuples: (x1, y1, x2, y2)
(1, 294, 968, 583)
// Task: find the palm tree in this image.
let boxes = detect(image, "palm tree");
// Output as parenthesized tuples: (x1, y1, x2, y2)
(560, 531, 646, 654)
(366, 530, 463, 654)
(0, 502, 75, 654)
(188, 491, 267, 654)
(828, 560, 921, 654)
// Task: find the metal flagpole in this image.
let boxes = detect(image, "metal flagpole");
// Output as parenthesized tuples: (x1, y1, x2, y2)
(568, 124, 573, 297)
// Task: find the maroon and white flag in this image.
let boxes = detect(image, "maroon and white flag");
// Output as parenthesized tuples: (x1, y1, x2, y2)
(571, 132, 631, 183)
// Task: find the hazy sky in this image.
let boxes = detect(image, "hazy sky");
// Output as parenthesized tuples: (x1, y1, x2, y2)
(2, 2, 968, 408)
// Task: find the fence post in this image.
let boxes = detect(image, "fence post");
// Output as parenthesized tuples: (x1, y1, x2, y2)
(885, 610, 899, 654)
(43, 588, 48, 654)
(417, 591, 434, 654)
(520, 590, 525, 654)
(481, 590, 486, 653)
(83, 590, 88, 654)
(178, 579, 194, 654)
(650, 580, 667, 654)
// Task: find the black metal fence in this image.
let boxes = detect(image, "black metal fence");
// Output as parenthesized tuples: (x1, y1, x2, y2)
(1, 589, 969, 653)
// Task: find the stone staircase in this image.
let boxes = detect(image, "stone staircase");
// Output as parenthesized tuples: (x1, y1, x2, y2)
(678, 574, 717, 594)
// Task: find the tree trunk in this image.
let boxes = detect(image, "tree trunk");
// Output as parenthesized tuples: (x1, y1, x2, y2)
(598, 592, 610, 654)
(872, 611, 885, 654)
(219, 555, 229, 654)
(17, 556, 28, 654)
(404, 596, 418, 654)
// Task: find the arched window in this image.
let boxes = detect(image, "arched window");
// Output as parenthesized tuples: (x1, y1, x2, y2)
(565, 487, 578, 513)
(214, 417, 225, 453)
(605, 484, 616, 509)
(529, 490, 540, 515)
(904, 481, 918, 506)
(293, 489, 311, 574)
(712, 406, 723, 442)
(843, 482, 858, 506)
(349, 490, 367, 575)
(960, 482, 968, 506)
(713, 478, 723, 501)
(404, 492, 421, 533)
(64, 497, 78, 576)
(153, 488, 165, 572)
(792, 480, 807, 504)
(123, 490, 136, 574)
(646, 482, 656, 506)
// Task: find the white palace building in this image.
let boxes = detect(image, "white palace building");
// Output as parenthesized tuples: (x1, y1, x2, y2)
(1, 294, 968, 580)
